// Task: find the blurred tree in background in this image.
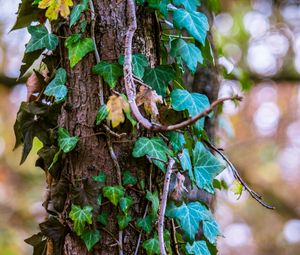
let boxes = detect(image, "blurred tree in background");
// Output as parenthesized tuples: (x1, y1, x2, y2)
(0, 0, 299, 254)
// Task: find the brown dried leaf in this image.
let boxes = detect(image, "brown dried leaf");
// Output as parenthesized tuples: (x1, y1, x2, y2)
(136, 85, 163, 120)
(107, 95, 130, 128)
(26, 70, 49, 102)
(171, 172, 187, 201)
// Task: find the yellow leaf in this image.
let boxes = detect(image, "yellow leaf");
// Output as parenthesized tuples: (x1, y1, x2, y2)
(39, 0, 73, 20)
(107, 95, 130, 128)
(136, 85, 163, 121)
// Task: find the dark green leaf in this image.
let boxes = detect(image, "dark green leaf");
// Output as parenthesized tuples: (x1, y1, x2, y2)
(24, 233, 47, 255)
(119, 53, 149, 79)
(26, 25, 59, 53)
(92, 172, 107, 183)
(132, 137, 172, 171)
(19, 50, 43, 78)
(192, 142, 225, 193)
(65, 35, 94, 68)
(143, 235, 160, 255)
(58, 128, 79, 153)
(80, 230, 100, 251)
(143, 65, 175, 96)
(171, 89, 210, 130)
(171, 39, 203, 73)
(97, 211, 109, 226)
(44, 68, 68, 102)
(69, 204, 93, 236)
(117, 213, 132, 230)
(166, 131, 186, 153)
(103, 186, 125, 206)
(146, 191, 159, 217)
(119, 196, 134, 214)
(179, 148, 194, 181)
(70, 0, 88, 27)
(136, 215, 153, 234)
(186, 240, 210, 255)
(96, 105, 109, 125)
(92, 61, 123, 88)
(173, 9, 209, 45)
(122, 170, 137, 186)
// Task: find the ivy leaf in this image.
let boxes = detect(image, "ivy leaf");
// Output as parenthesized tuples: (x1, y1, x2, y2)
(166, 202, 211, 241)
(69, 204, 93, 236)
(12, 0, 45, 31)
(24, 233, 47, 255)
(143, 65, 175, 96)
(19, 50, 44, 78)
(92, 61, 123, 88)
(186, 240, 210, 255)
(117, 213, 132, 230)
(171, 39, 203, 73)
(143, 235, 160, 255)
(166, 131, 186, 153)
(132, 137, 172, 171)
(147, 0, 170, 17)
(146, 191, 159, 217)
(179, 148, 194, 181)
(203, 218, 220, 244)
(80, 230, 100, 251)
(119, 53, 149, 79)
(173, 8, 209, 45)
(92, 172, 107, 183)
(26, 25, 59, 53)
(230, 180, 243, 198)
(103, 186, 125, 206)
(38, 0, 74, 20)
(97, 211, 109, 226)
(44, 68, 68, 102)
(122, 170, 137, 186)
(65, 34, 94, 68)
(106, 95, 130, 128)
(58, 128, 79, 153)
(171, 89, 210, 130)
(119, 196, 134, 214)
(95, 105, 109, 125)
(136, 215, 153, 234)
(70, 0, 88, 27)
(173, 0, 201, 12)
(192, 142, 225, 193)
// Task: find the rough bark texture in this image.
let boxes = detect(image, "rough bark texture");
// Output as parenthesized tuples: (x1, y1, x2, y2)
(56, 1, 159, 254)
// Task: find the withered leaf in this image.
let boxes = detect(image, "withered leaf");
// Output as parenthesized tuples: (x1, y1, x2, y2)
(107, 95, 130, 128)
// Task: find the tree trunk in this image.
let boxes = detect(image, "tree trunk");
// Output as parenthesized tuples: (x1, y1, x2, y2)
(55, 1, 160, 254)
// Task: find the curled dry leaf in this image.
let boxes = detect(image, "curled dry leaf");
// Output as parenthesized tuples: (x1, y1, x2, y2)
(26, 70, 49, 102)
(107, 95, 130, 128)
(171, 172, 188, 201)
(136, 85, 163, 121)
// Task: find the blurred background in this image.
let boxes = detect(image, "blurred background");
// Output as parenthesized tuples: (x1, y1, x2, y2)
(0, 0, 299, 254)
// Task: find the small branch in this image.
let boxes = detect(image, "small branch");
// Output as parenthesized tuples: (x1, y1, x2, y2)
(203, 140, 274, 210)
(134, 204, 149, 255)
(171, 219, 180, 255)
(102, 124, 127, 138)
(89, 0, 104, 105)
(158, 157, 175, 255)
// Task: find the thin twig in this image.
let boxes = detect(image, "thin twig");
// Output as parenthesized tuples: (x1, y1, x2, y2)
(102, 124, 127, 138)
(171, 219, 180, 255)
(134, 204, 149, 255)
(158, 157, 175, 255)
(203, 140, 274, 210)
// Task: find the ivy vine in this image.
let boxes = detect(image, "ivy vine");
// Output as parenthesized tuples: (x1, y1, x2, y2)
(13, 0, 273, 254)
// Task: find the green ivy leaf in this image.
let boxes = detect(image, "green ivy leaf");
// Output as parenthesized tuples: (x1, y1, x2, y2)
(171, 39, 203, 73)
(65, 34, 94, 68)
(203, 218, 220, 244)
(96, 105, 109, 125)
(122, 170, 137, 186)
(26, 25, 59, 53)
(119, 196, 134, 214)
(179, 148, 194, 181)
(171, 89, 210, 130)
(80, 230, 100, 251)
(132, 137, 172, 171)
(147, 0, 170, 17)
(173, 0, 201, 12)
(143, 235, 160, 255)
(69, 204, 93, 236)
(117, 213, 132, 230)
(12, 0, 45, 31)
(103, 186, 125, 206)
(136, 215, 153, 234)
(44, 68, 68, 102)
(58, 128, 79, 153)
(166, 131, 186, 153)
(70, 0, 88, 27)
(92, 61, 123, 88)
(143, 65, 175, 96)
(166, 202, 211, 241)
(97, 211, 109, 226)
(19, 50, 44, 78)
(119, 53, 149, 79)
(186, 240, 210, 255)
(146, 191, 159, 217)
(173, 8, 209, 45)
(92, 172, 107, 183)
(230, 180, 243, 198)
(192, 142, 225, 193)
